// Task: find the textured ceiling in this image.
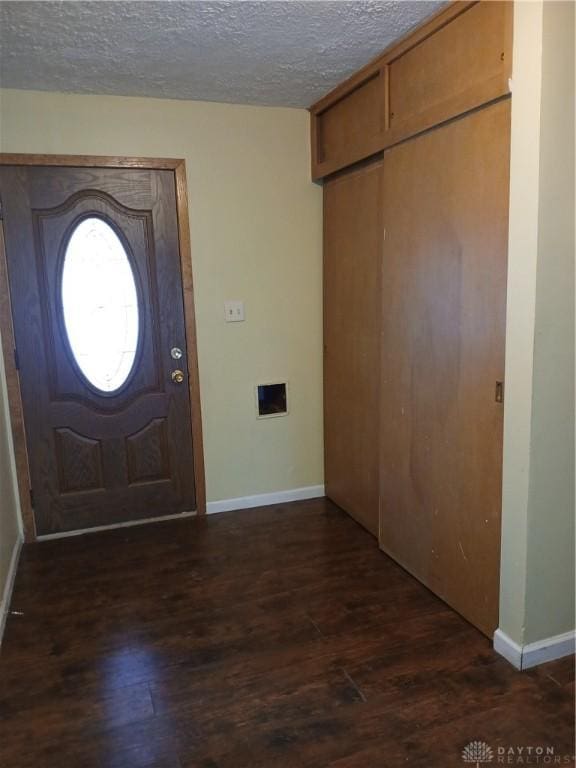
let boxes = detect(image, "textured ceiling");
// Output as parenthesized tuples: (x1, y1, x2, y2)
(0, 1, 446, 108)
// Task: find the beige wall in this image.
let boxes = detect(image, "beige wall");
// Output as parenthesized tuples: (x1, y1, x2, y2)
(499, 0, 543, 645)
(500, 0, 575, 646)
(524, 0, 575, 644)
(0, 89, 323, 505)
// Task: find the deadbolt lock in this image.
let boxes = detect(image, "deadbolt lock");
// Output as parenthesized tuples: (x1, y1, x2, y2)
(171, 369, 185, 384)
(171, 347, 183, 360)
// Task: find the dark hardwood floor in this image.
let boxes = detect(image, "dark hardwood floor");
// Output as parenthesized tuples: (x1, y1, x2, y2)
(0, 499, 574, 767)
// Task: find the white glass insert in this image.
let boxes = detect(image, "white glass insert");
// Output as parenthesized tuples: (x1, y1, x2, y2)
(62, 217, 139, 393)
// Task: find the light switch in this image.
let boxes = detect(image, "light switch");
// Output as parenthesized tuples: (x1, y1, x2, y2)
(224, 300, 245, 322)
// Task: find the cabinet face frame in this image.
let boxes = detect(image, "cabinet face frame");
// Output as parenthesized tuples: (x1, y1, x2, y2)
(310, 1, 513, 180)
(316, 0, 513, 637)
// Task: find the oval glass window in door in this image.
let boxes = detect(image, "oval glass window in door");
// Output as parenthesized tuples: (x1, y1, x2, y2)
(61, 217, 140, 393)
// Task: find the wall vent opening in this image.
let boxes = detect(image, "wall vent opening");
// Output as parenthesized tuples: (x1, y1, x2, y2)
(256, 382, 288, 418)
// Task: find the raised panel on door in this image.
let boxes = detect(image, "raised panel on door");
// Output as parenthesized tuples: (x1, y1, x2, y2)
(379, 99, 511, 636)
(324, 159, 383, 536)
(0, 165, 197, 535)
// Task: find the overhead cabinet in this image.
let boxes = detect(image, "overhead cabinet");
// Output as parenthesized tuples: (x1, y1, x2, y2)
(314, 0, 512, 637)
(311, 1, 512, 179)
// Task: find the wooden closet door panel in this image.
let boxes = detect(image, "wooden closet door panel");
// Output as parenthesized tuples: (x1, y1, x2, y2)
(379, 99, 510, 635)
(324, 159, 383, 536)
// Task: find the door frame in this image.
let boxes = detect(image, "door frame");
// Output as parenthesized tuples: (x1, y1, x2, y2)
(0, 154, 206, 541)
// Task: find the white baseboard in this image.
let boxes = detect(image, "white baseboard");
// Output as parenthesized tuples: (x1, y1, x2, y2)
(522, 631, 576, 669)
(206, 484, 325, 515)
(494, 629, 523, 669)
(0, 535, 23, 647)
(494, 627, 576, 670)
(38, 487, 326, 538)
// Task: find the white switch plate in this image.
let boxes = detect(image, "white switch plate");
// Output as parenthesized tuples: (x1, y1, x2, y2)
(224, 300, 245, 322)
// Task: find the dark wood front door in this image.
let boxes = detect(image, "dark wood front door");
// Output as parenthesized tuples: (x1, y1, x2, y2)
(0, 165, 197, 535)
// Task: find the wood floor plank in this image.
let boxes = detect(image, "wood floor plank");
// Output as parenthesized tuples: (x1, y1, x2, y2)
(0, 499, 573, 768)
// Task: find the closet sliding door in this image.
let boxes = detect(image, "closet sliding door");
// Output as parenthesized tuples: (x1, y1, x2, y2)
(379, 100, 511, 636)
(324, 159, 383, 536)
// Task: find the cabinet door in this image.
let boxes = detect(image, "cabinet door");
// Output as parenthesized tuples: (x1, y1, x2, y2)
(379, 99, 510, 635)
(324, 159, 383, 535)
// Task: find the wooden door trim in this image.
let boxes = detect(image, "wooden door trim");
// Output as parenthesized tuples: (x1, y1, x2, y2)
(0, 154, 185, 170)
(0, 224, 35, 540)
(173, 160, 207, 523)
(0, 154, 206, 541)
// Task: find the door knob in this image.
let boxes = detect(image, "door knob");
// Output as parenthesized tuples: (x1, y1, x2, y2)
(171, 369, 185, 384)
